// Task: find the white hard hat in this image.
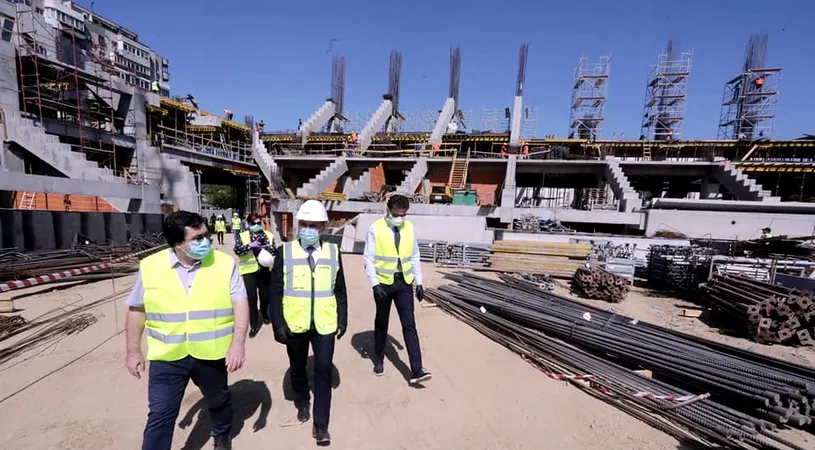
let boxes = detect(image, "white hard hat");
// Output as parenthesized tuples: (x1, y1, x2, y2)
(256, 248, 275, 267)
(233, 212, 239, 216)
(296, 200, 328, 222)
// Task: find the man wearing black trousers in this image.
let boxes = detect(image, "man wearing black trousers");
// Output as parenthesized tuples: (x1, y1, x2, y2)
(363, 194, 431, 385)
(269, 200, 347, 446)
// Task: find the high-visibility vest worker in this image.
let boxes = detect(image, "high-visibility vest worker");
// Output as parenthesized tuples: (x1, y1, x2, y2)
(372, 217, 415, 285)
(282, 240, 340, 335)
(237, 230, 275, 275)
(140, 249, 235, 362)
(214, 219, 227, 233)
(151, 81, 159, 92)
(231, 217, 241, 230)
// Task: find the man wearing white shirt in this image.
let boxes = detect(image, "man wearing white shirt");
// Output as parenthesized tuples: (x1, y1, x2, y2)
(363, 194, 431, 386)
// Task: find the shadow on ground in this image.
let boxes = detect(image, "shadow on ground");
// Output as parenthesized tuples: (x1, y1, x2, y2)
(350, 330, 415, 384)
(281, 355, 342, 403)
(178, 379, 272, 450)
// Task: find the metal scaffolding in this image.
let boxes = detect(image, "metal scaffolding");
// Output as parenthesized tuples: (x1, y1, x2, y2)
(718, 34, 781, 140)
(14, 6, 121, 171)
(641, 41, 692, 141)
(569, 56, 611, 140)
(481, 107, 510, 132)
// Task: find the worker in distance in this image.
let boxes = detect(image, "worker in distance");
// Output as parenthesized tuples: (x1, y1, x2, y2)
(124, 211, 249, 450)
(269, 200, 348, 446)
(233, 212, 276, 338)
(363, 194, 432, 385)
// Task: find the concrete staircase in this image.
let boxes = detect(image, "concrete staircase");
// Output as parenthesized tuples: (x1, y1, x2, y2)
(299, 100, 336, 144)
(296, 157, 348, 198)
(604, 156, 641, 212)
(251, 132, 281, 186)
(343, 171, 372, 200)
(429, 98, 455, 144)
(159, 156, 199, 212)
(358, 100, 393, 152)
(395, 157, 428, 194)
(3, 113, 125, 183)
(717, 162, 781, 202)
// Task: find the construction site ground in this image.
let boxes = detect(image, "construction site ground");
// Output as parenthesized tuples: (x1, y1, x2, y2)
(0, 236, 812, 449)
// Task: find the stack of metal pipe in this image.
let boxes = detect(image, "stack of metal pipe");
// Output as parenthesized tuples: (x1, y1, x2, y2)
(572, 265, 630, 303)
(428, 273, 815, 449)
(703, 275, 815, 346)
(647, 245, 717, 292)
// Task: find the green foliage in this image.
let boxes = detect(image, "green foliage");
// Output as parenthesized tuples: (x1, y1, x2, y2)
(201, 184, 234, 208)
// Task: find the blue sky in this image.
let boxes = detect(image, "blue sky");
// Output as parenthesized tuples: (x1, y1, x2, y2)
(81, 0, 814, 139)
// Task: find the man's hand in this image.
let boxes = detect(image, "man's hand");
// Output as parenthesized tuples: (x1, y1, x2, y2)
(336, 326, 346, 340)
(248, 241, 261, 249)
(416, 285, 424, 302)
(225, 343, 245, 373)
(373, 285, 388, 302)
(273, 326, 292, 345)
(126, 350, 145, 379)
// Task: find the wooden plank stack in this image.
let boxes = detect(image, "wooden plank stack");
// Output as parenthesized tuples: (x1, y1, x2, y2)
(572, 266, 630, 303)
(702, 274, 815, 346)
(482, 241, 590, 278)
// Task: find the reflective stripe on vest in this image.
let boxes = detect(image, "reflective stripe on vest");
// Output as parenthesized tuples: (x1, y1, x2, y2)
(238, 230, 274, 275)
(141, 249, 234, 361)
(372, 218, 415, 285)
(282, 241, 339, 335)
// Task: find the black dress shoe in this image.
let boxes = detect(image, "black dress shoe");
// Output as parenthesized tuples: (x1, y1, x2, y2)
(297, 404, 311, 423)
(213, 433, 231, 450)
(313, 425, 331, 446)
(373, 361, 384, 376)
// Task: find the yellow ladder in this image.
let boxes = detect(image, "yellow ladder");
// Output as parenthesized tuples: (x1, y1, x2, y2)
(448, 149, 470, 190)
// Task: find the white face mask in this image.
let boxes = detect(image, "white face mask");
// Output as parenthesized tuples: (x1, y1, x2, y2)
(387, 215, 404, 227)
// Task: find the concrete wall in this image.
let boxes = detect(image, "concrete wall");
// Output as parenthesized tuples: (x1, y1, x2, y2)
(644, 209, 815, 240)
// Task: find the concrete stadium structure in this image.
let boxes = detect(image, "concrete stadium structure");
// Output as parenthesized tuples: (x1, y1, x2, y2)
(2, 1, 814, 248)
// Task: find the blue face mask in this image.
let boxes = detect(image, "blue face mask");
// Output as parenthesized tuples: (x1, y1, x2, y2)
(299, 227, 320, 246)
(184, 238, 212, 260)
(249, 224, 263, 233)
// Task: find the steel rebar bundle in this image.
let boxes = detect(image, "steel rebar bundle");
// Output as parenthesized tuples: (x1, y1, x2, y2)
(648, 245, 717, 293)
(572, 265, 630, 303)
(703, 275, 815, 346)
(428, 273, 815, 449)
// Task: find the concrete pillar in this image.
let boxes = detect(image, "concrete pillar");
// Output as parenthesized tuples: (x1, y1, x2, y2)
(499, 156, 517, 223)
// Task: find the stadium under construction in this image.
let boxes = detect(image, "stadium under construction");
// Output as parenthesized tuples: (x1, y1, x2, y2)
(1, 0, 814, 250)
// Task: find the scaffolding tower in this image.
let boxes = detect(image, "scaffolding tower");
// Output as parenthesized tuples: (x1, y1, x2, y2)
(14, 6, 122, 171)
(718, 34, 781, 140)
(569, 56, 610, 140)
(641, 41, 692, 141)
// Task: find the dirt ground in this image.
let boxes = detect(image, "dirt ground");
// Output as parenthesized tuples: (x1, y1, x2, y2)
(0, 236, 811, 449)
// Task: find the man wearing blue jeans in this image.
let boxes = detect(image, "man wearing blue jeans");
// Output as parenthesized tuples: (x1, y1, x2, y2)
(125, 211, 249, 450)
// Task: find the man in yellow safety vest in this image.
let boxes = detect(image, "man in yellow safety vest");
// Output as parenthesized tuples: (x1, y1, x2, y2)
(363, 194, 431, 386)
(125, 211, 249, 450)
(214, 214, 227, 245)
(231, 213, 242, 236)
(269, 200, 348, 446)
(234, 212, 275, 338)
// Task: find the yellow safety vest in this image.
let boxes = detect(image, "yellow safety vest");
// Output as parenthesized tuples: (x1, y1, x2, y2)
(373, 218, 415, 285)
(140, 249, 234, 362)
(237, 230, 275, 275)
(231, 218, 241, 230)
(214, 219, 227, 232)
(282, 241, 339, 335)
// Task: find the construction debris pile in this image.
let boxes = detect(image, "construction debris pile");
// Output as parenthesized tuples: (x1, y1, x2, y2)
(418, 241, 489, 268)
(0, 315, 27, 336)
(512, 215, 573, 233)
(428, 273, 815, 449)
(703, 275, 815, 346)
(647, 245, 716, 293)
(572, 265, 630, 303)
(484, 241, 590, 278)
(0, 233, 166, 283)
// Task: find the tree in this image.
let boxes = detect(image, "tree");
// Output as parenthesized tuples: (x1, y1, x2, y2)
(201, 185, 234, 208)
